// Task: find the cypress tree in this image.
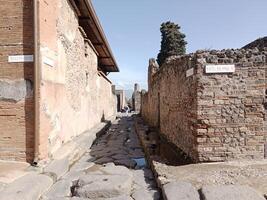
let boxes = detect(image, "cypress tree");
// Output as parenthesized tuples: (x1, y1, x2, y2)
(157, 21, 187, 66)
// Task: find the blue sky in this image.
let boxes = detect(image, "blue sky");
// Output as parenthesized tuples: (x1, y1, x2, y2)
(92, 0, 267, 90)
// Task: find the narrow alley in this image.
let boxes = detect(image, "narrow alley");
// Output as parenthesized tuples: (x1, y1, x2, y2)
(41, 114, 161, 200)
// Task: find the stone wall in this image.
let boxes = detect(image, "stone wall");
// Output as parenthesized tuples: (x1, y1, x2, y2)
(141, 48, 267, 162)
(38, 0, 116, 160)
(0, 0, 34, 162)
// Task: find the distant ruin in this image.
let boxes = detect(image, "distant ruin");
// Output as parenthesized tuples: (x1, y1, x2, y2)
(132, 83, 141, 113)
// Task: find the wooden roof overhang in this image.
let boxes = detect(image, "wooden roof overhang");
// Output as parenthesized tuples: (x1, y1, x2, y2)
(69, 0, 119, 73)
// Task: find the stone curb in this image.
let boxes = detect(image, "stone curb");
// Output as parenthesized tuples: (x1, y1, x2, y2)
(42, 117, 114, 181)
(134, 117, 168, 199)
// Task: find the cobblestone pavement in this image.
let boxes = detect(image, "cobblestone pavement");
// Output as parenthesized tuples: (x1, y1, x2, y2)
(41, 114, 161, 200)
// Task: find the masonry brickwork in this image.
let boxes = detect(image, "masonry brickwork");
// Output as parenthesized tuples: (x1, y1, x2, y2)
(0, 0, 34, 162)
(141, 48, 267, 162)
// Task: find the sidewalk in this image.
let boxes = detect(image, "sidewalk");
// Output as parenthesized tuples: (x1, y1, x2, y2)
(134, 116, 267, 200)
(0, 119, 112, 200)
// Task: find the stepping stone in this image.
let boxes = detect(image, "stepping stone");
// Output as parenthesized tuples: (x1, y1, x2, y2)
(73, 174, 132, 199)
(201, 185, 265, 200)
(162, 181, 200, 200)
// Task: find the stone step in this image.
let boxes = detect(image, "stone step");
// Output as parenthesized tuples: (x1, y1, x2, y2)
(162, 181, 200, 200)
(73, 173, 133, 198)
(201, 185, 265, 200)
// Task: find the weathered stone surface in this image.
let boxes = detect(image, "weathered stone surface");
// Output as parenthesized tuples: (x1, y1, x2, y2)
(42, 179, 72, 198)
(44, 158, 69, 180)
(62, 170, 86, 181)
(65, 115, 160, 199)
(132, 189, 160, 200)
(162, 181, 200, 200)
(99, 165, 132, 177)
(0, 80, 32, 102)
(133, 170, 155, 189)
(70, 154, 95, 172)
(201, 185, 265, 200)
(0, 173, 53, 200)
(74, 174, 133, 198)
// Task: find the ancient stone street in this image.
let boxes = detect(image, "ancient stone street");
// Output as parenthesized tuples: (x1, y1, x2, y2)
(41, 114, 161, 200)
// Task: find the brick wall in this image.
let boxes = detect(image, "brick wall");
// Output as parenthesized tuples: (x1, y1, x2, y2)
(0, 0, 34, 162)
(141, 48, 267, 162)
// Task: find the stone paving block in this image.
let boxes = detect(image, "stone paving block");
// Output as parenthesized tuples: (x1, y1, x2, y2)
(42, 179, 72, 198)
(132, 189, 160, 200)
(162, 181, 200, 200)
(74, 174, 133, 198)
(44, 158, 69, 180)
(70, 155, 95, 172)
(133, 170, 153, 189)
(201, 185, 265, 200)
(62, 170, 86, 181)
(0, 172, 53, 200)
(99, 165, 133, 177)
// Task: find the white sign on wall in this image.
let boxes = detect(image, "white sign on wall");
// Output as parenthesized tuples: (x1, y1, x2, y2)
(8, 55, 34, 63)
(186, 68, 194, 77)
(43, 57, 55, 67)
(205, 64, 235, 74)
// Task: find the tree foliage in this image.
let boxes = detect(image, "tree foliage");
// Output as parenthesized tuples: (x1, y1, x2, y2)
(157, 21, 187, 66)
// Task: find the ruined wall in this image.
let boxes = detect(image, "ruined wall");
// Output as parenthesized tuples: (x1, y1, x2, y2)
(0, 0, 34, 162)
(141, 59, 160, 127)
(132, 83, 141, 113)
(142, 58, 199, 159)
(196, 49, 266, 161)
(38, 0, 116, 160)
(142, 48, 267, 162)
